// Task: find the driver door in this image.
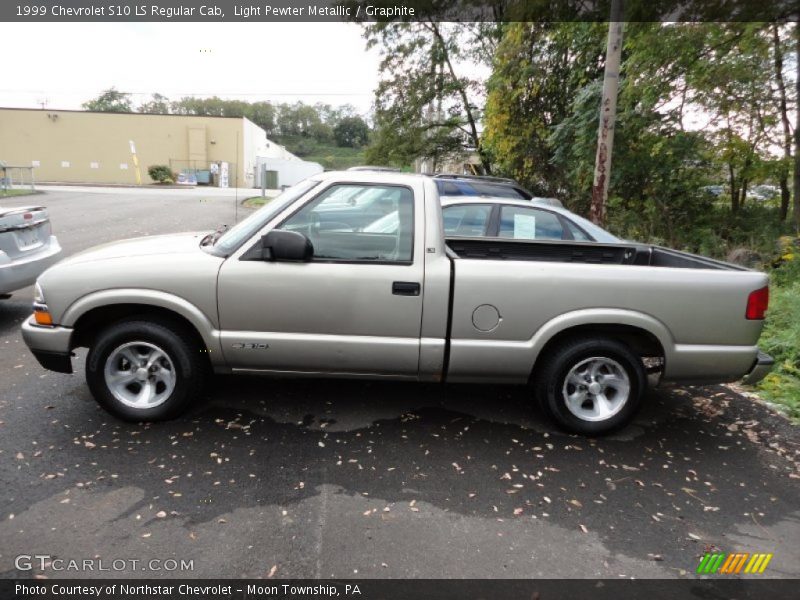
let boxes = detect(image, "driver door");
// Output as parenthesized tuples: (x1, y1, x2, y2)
(216, 181, 425, 378)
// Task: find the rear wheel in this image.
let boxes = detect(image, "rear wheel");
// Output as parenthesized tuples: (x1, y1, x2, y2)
(86, 319, 206, 421)
(535, 337, 646, 435)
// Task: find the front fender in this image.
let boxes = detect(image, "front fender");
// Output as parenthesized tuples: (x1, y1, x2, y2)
(61, 289, 223, 364)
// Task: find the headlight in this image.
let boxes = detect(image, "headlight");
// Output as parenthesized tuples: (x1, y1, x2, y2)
(32, 282, 53, 326)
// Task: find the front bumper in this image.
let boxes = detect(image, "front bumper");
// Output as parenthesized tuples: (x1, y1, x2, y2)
(0, 235, 63, 294)
(30, 349, 73, 374)
(21, 316, 74, 374)
(741, 350, 774, 385)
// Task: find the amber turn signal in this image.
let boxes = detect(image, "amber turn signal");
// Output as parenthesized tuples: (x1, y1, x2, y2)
(34, 310, 53, 326)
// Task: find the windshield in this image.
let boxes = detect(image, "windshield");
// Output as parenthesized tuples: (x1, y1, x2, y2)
(208, 179, 320, 256)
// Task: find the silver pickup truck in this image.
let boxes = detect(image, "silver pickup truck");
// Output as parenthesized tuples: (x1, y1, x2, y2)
(22, 172, 773, 434)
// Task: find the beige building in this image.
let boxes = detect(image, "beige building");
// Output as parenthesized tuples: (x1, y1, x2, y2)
(0, 107, 286, 187)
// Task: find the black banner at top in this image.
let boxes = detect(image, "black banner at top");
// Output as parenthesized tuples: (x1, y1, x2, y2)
(1, 0, 798, 23)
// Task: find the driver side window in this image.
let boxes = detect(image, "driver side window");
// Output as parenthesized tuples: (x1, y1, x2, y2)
(279, 184, 414, 263)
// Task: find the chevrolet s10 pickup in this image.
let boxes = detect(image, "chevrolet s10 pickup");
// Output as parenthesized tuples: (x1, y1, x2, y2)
(22, 172, 773, 434)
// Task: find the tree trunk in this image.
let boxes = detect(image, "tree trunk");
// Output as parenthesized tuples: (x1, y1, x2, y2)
(740, 178, 749, 208)
(729, 163, 739, 213)
(428, 21, 492, 175)
(772, 24, 792, 221)
(591, 0, 625, 226)
(780, 178, 790, 220)
(794, 22, 800, 232)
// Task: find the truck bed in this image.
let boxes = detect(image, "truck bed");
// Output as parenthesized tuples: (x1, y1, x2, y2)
(445, 237, 747, 271)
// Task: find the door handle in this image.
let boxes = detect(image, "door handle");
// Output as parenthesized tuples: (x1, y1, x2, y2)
(392, 281, 421, 296)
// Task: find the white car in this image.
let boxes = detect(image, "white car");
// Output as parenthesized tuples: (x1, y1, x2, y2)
(365, 196, 620, 243)
(0, 204, 62, 297)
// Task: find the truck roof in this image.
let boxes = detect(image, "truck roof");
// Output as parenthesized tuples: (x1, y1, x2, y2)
(313, 170, 426, 185)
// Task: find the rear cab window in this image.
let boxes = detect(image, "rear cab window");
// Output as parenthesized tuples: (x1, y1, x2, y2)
(442, 204, 492, 237)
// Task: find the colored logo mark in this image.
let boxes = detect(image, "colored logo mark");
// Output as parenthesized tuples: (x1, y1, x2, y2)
(697, 552, 773, 574)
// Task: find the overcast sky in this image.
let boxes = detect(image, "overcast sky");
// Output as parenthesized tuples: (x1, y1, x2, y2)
(0, 23, 382, 114)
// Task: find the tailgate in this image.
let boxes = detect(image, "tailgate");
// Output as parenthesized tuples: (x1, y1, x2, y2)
(0, 205, 52, 259)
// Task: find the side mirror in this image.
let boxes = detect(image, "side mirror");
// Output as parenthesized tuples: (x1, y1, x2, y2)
(261, 230, 313, 262)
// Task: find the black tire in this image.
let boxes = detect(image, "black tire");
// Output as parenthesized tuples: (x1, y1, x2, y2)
(534, 336, 646, 435)
(86, 319, 207, 421)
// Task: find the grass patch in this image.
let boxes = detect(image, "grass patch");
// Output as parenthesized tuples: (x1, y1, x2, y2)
(242, 196, 271, 209)
(755, 261, 800, 421)
(0, 188, 40, 198)
(616, 203, 800, 420)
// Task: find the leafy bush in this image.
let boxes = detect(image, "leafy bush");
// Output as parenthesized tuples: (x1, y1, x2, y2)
(606, 204, 793, 262)
(147, 165, 175, 184)
(757, 272, 800, 420)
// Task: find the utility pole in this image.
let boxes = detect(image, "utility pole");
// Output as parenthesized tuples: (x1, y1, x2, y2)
(590, 0, 624, 226)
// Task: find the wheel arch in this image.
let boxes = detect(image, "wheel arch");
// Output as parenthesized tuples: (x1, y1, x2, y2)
(64, 290, 221, 362)
(528, 309, 671, 382)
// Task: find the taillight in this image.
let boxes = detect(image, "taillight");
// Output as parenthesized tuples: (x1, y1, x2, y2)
(746, 286, 769, 320)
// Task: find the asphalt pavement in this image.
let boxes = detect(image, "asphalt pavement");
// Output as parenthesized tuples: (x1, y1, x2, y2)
(0, 187, 798, 579)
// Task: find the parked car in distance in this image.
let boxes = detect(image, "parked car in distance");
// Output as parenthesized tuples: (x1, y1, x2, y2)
(364, 197, 619, 244)
(749, 184, 780, 202)
(22, 172, 773, 434)
(700, 185, 725, 197)
(0, 204, 62, 297)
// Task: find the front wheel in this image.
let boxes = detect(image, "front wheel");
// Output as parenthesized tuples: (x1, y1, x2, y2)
(534, 337, 646, 435)
(86, 319, 206, 421)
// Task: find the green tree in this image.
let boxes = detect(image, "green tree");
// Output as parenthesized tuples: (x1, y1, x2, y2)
(276, 102, 328, 139)
(82, 87, 132, 112)
(333, 116, 370, 148)
(248, 101, 277, 136)
(138, 93, 170, 114)
(483, 22, 606, 196)
(688, 23, 775, 213)
(364, 20, 496, 171)
(769, 23, 793, 221)
(170, 96, 227, 116)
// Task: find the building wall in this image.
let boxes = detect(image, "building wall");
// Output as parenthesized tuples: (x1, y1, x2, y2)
(254, 157, 323, 188)
(0, 108, 255, 186)
(242, 117, 266, 189)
